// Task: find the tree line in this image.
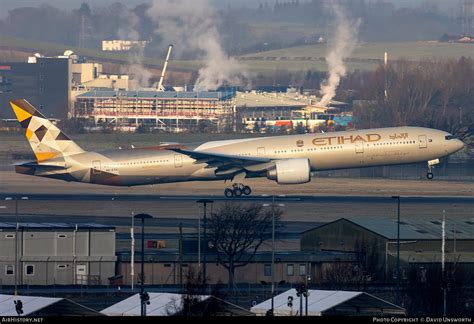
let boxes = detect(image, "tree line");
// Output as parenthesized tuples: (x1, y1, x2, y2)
(0, 1, 465, 57)
(346, 58, 474, 135)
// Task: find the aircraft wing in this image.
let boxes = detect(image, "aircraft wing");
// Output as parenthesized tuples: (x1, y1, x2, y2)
(168, 148, 274, 175)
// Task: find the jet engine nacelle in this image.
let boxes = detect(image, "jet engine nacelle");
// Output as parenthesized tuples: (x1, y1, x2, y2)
(267, 158, 311, 184)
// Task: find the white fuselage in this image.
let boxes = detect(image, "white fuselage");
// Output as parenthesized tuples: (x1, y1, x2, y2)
(26, 126, 464, 186)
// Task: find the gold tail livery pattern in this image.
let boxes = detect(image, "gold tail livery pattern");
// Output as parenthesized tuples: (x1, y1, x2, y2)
(10, 99, 84, 162)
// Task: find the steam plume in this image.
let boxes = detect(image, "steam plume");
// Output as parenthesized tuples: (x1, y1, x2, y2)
(118, 12, 151, 89)
(318, 2, 360, 107)
(147, 0, 250, 91)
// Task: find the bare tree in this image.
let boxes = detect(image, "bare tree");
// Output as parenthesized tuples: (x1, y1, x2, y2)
(351, 57, 474, 135)
(208, 202, 282, 289)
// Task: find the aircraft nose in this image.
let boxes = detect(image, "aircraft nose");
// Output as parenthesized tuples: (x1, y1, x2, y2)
(451, 139, 465, 153)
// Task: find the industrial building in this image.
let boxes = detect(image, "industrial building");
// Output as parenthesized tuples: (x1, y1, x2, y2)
(0, 51, 352, 133)
(0, 52, 130, 120)
(0, 222, 116, 286)
(102, 40, 148, 52)
(75, 89, 236, 132)
(301, 218, 474, 282)
(0, 55, 70, 119)
(115, 250, 358, 286)
(235, 91, 351, 133)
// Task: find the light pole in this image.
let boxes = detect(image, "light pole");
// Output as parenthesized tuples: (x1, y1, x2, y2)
(134, 213, 152, 317)
(5, 196, 28, 297)
(305, 275, 311, 316)
(392, 196, 401, 306)
(442, 209, 446, 317)
(196, 199, 213, 287)
(263, 195, 285, 316)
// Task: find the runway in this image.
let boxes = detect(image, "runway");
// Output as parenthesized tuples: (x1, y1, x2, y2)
(1, 171, 472, 222)
(1, 193, 473, 203)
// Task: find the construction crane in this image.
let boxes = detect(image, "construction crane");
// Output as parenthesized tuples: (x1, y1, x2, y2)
(157, 44, 173, 91)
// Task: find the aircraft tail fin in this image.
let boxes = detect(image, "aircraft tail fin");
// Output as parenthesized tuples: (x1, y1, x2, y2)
(9, 99, 84, 162)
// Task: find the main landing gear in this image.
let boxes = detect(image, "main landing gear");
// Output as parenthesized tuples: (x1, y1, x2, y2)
(426, 159, 439, 180)
(224, 183, 252, 198)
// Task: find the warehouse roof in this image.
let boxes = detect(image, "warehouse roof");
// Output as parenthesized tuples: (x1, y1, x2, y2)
(350, 218, 474, 240)
(77, 90, 234, 101)
(0, 294, 101, 316)
(250, 289, 405, 316)
(306, 218, 474, 240)
(101, 293, 210, 316)
(235, 91, 307, 108)
(0, 222, 114, 230)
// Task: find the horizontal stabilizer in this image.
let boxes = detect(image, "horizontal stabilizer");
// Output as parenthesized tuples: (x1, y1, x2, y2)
(14, 161, 67, 175)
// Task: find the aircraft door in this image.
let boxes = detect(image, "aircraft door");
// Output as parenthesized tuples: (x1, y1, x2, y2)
(174, 154, 183, 168)
(92, 160, 101, 174)
(355, 140, 364, 154)
(257, 147, 265, 156)
(419, 135, 428, 149)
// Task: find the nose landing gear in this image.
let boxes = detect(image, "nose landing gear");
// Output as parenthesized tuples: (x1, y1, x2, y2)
(224, 183, 252, 198)
(426, 159, 439, 180)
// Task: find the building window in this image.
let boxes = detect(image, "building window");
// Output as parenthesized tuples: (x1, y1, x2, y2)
(299, 264, 306, 276)
(5, 234, 14, 239)
(57, 264, 68, 269)
(264, 264, 272, 277)
(287, 264, 294, 276)
(5, 265, 14, 276)
(25, 265, 35, 276)
(57, 234, 67, 238)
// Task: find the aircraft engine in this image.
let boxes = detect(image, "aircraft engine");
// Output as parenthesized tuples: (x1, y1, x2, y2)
(266, 158, 311, 184)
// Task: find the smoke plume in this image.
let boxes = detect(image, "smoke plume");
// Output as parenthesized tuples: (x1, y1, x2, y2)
(118, 12, 151, 89)
(147, 0, 250, 91)
(318, 2, 360, 107)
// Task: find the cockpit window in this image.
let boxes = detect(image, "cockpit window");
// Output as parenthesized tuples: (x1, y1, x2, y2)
(445, 135, 457, 140)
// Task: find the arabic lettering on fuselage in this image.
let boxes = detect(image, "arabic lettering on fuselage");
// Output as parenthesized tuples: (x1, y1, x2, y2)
(389, 133, 409, 140)
(312, 134, 382, 146)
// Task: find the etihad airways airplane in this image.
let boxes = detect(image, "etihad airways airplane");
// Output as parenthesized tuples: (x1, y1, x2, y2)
(10, 99, 464, 197)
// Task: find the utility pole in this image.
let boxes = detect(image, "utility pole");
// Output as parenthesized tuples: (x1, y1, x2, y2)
(384, 51, 388, 100)
(196, 199, 213, 287)
(262, 195, 285, 316)
(442, 209, 447, 317)
(392, 196, 401, 306)
(131, 211, 135, 292)
(134, 213, 152, 317)
(179, 223, 183, 293)
(305, 275, 311, 316)
(15, 199, 18, 297)
(271, 195, 275, 316)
